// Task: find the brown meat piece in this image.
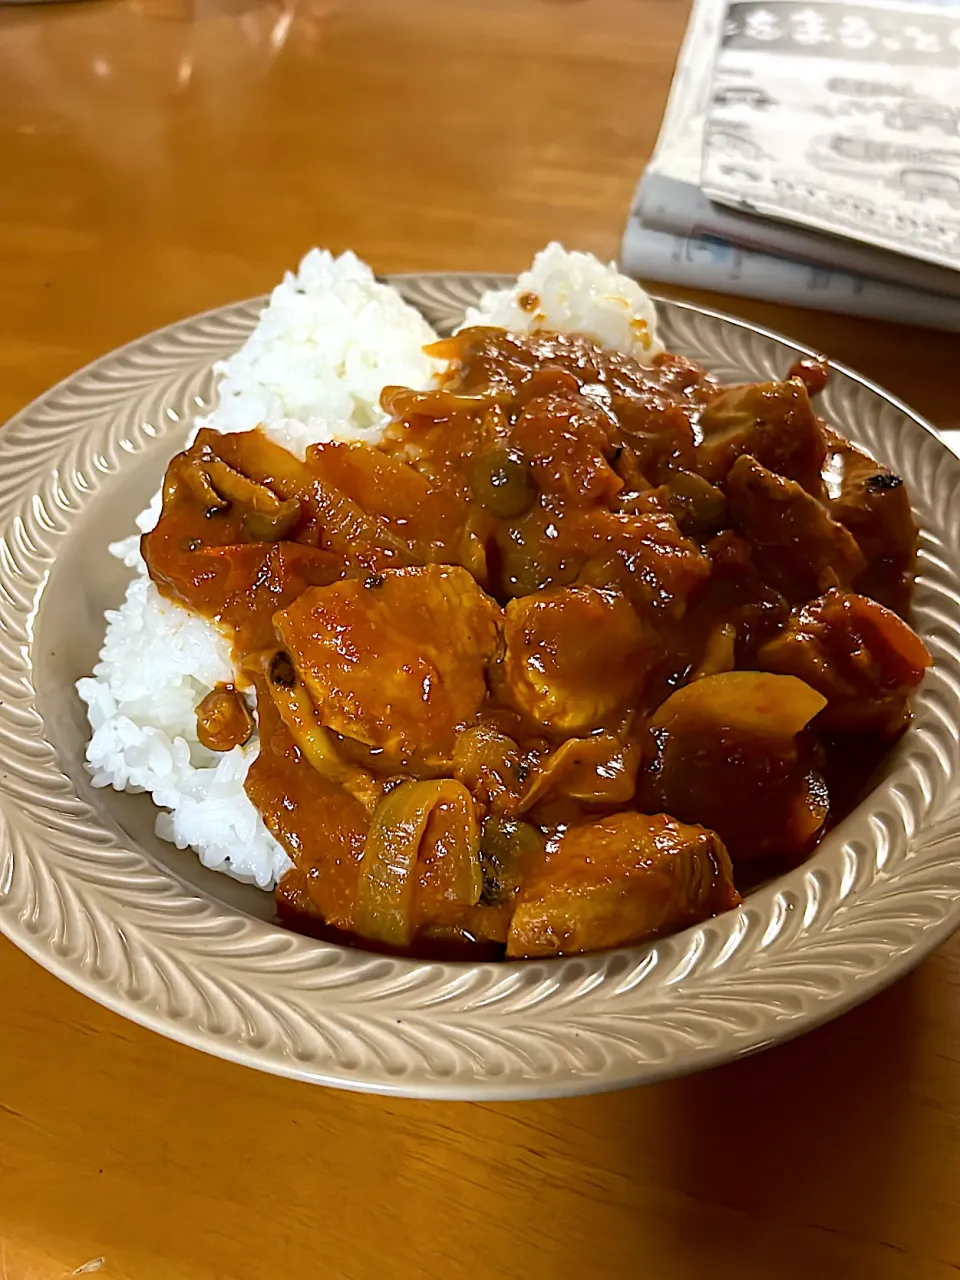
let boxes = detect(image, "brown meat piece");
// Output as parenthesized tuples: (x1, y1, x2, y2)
(274, 565, 502, 768)
(216, 542, 343, 653)
(697, 378, 826, 495)
(572, 508, 712, 617)
(821, 425, 919, 617)
(757, 589, 930, 736)
(619, 405, 698, 483)
(652, 351, 721, 401)
(500, 585, 652, 734)
(506, 812, 740, 958)
(640, 671, 829, 862)
(726, 455, 866, 603)
(681, 531, 789, 671)
(245, 678, 370, 931)
(508, 391, 622, 505)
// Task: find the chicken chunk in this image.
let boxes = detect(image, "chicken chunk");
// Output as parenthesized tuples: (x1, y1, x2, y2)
(274, 565, 502, 768)
(572, 508, 712, 617)
(500, 586, 652, 734)
(640, 671, 829, 861)
(757, 589, 930, 736)
(821, 425, 919, 617)
(216, 541, 343, 652)
(697, 378, 826, 495)
(506, 813, 740, 958)
(726, 455, 866, 603)
(618, 404, 698, 483)
(508, 390, 622, 505)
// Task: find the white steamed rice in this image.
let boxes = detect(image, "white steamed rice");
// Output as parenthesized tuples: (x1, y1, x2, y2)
(463, 242, 664, 363)
(77, 244, 662, 889)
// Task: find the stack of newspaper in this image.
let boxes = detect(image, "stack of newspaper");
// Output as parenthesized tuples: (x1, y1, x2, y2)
(622, 0, 960, 328)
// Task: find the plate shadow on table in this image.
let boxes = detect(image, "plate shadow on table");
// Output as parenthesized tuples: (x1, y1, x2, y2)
(555, 971, 929, 1276)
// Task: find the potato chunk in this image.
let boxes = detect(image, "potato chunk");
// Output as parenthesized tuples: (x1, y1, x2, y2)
(274, 565, 502, 768)
(501, 586, 651, 734)
(640, 671, 829, 861)
(506, 812, 740, 958)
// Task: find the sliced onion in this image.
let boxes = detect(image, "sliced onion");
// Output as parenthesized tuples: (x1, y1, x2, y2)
(165, 443, 301, 539)
(452, 725, 522, 813)
(651, 670, 827, 744)
(691, 622, 737, 681)
(168, 453, 226, 512)
(309, 479, 411, 565)
(380, 384, 509, 418)
(265, 652, 381, 812)
(204, 458, 301, 541)
(356, 780, 481, 947)
(518, 734, 640, 812)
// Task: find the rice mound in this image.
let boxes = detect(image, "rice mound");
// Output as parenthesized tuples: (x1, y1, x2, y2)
(463, 242, 664, 364)
(204, 248, 441, 459)
(77, 245, 662, 890)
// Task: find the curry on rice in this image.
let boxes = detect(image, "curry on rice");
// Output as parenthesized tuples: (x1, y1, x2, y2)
(142, 326, 929, 959)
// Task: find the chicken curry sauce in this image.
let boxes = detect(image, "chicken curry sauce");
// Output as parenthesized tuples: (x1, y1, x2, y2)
(142, 327, 930, 959)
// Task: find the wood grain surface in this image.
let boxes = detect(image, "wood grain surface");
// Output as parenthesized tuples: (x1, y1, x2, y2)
(1, 2, 958, 1277)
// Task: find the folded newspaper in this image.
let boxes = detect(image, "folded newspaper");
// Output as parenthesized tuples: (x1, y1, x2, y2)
(622, 0, 960, 328)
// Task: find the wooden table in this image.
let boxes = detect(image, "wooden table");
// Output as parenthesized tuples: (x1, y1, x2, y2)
(1, 2, 958, 1277)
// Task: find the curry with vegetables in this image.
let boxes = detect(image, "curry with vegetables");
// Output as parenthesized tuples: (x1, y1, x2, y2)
(142, 327, 930, 958)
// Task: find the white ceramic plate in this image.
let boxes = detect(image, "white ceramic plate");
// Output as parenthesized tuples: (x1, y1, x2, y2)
(2, 274, 959, 1099)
